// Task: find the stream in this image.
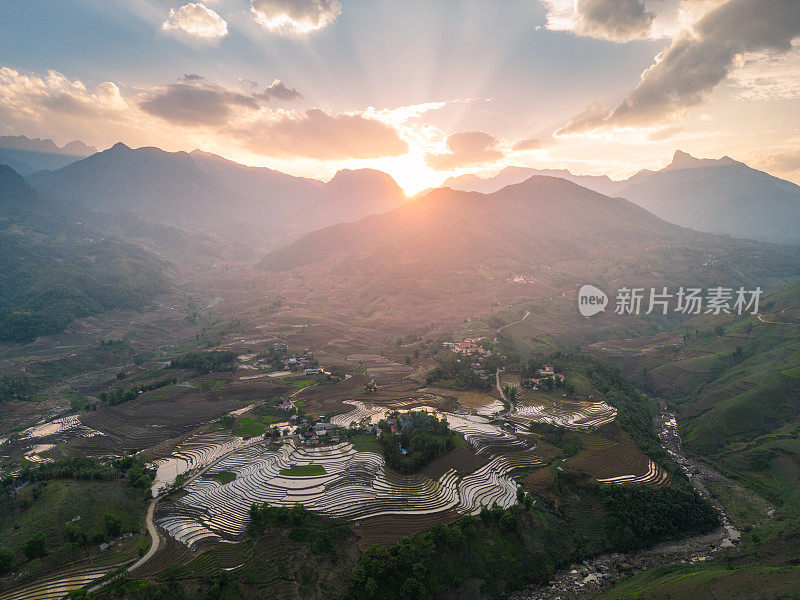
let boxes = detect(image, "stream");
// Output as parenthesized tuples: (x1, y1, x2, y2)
(509, 397, 742, 600)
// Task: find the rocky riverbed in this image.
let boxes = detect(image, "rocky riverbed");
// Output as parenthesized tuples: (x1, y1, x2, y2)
(509, 398, 748, 600)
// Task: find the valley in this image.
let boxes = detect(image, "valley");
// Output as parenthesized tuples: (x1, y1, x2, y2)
(1, 136, 798, 600)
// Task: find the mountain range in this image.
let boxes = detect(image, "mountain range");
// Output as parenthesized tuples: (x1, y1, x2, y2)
(0, 135, 97, 175)
(11, 133, 800, 252)
(258, 175, 800, 328)
(28, 142, 406, 249)
(0, 165, 171, 343)
(446, 151, 800, 244)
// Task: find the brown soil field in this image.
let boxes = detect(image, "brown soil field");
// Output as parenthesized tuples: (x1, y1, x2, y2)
(421, 446, 490, 480)
(353, 509, 464, 547)
(522, 467, 556, 494)
(55, 380, 288, 456)
(568, 428, 659, 482)
(421, 387, 501, 414)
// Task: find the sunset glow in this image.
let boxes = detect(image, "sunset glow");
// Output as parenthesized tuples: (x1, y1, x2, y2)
(1, 1, 799, 192)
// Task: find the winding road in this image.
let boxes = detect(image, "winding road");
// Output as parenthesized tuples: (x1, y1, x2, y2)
(498, 310, 530, 332)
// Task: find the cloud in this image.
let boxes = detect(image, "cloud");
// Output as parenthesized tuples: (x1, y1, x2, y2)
(161, 3, 228, 39)
(574, 0, 654, 42)
(0, 67, 129, 129)
(0, 66, 408, 163)
(232, 108, 407, 160)
(139, 81, 258, 126)
(511, 137, 543, 151)
(254, 79, 302, 102)
(425, 131, 505, 170)
(556, 100, 610, 135)
(540, 0, 661, 41)
(557, 0, 800, 134)
(728, 41, 800, 100)
(646, 125, 684, 141)
(760, 148, 800, 173)
(251, 0, 341, 34)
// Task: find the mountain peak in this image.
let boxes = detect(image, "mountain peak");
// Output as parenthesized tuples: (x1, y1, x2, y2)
(61, 140, 97, 155)
(0, 135, 96, 157)
(666, 150, 739, 171)
(109, 141, 132, 152)
(327, 168, 403, 194)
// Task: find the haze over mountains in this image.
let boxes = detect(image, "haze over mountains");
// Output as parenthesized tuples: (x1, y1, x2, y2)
(621, 151, 800, 245)
(0, 165, 171, 343)
(27, 142, 407, 249)
(259, 176, 800, 328)
(8, 133, 800, 255)
(0, 135, 96, 175)
(446, 151, 800, 245)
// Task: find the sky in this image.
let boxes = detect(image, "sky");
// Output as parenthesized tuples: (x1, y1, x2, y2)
(0, 0, 799, 193)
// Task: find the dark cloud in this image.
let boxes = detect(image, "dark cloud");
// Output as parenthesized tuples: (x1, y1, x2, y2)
(183, 74, 204, 82)
(559, 0, 800, 134)
(140, 82, 258, 126)
(233, 108, 407, 160)
(254, 79, 302, 102)
(575, 0, 654, 42)
(425, 131, 505, 170)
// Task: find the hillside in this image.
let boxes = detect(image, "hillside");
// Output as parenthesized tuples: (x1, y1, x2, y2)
(618, 151, 800, 244)
(0, 135, 96, 175)
(590, 278, 800, 597)
(28, 144, 407, 249)
(447, 152, 800, 244)
(188, 149, 323, 224)
(191, 151, 406, 237)
(259, 176, 800, 331)
(0, 165, 172, 343)
(27, 143, 269, 245)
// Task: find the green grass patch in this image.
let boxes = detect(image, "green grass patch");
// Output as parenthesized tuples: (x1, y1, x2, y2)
(780, 365, 800, 379)
(350, 434, 383, 454)
(0, 479, 146, 581)
(279, 465, 327, 477)
(597, 563, 800, 600)
(233, 417, 266, 438)
(213, 471, 236, 485)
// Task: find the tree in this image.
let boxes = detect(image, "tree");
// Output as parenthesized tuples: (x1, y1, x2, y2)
(63, 524, 86, 544)
(23, 533, 46, 560)
(0, 547, 14, 575)
(104, 513, 123, 537)
(503, 384, 518, 401)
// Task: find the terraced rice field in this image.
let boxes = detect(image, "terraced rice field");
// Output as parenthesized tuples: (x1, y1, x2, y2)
(149, 431, 270, 495)
(570, 433, 669, 486)
(511, 398, 617, 430)
(0, 562, 125, 600)
(5, 415, 104, 464)
(155, 408, 546, 548)
(596, 459, 668, 485)
(421, 387, 504, 417)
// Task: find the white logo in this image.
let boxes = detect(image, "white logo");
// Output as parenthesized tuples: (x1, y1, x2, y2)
(578, 285, 608, 317)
